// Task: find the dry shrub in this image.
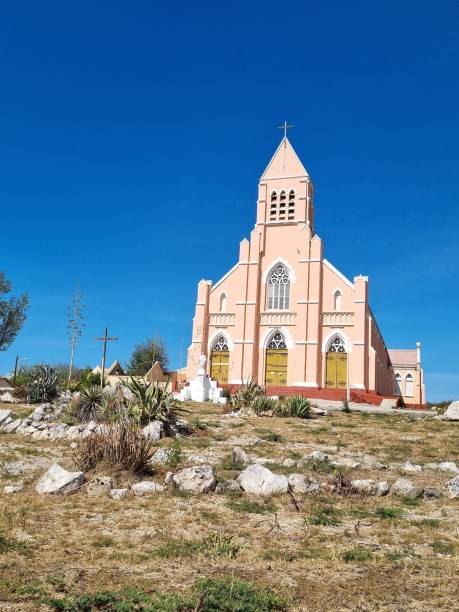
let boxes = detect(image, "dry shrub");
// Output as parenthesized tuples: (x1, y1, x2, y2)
(73, 422, 155, 474)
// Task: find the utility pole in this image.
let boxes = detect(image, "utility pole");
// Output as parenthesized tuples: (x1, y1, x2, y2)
(67, 285, 84, 384)
(96, 327, 118, 388)
(13, 355, 19, 385)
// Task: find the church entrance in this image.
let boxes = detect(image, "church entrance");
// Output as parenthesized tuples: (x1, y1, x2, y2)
(265, 331, 288, 387)
(210, 335, 229, 385)
(325, 335, 347, 389)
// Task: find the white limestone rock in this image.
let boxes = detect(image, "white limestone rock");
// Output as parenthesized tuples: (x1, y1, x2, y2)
(170, 465, 216, 493)
(48, 423, 69, 440)
(331, 456, 360, 469)
(350, 479, 390, 496)
(35, 463, 84, 495)
(215, 479, 242, 494)
(441, 401, 459, 421)
(3, 484, 23, 494)
(438, 461, 459, 474)
(110, 488, 129, 500)
(150, 447, 172, 465)
(65, 426, 81, 440)
(423, 487, 442, 499)
(142, 421, 164, 441)
(288, 473, 320, 494)
(232, 446, 252, 465)
(0, 392, 15, 403)
(86, 476, 114, 497)
(445, 476, 459, 499)
(359, 454, 386, 470)
(400, 460, 422, 473)
(131, 481, 165, 496)
(0, 409, 12, 425)
(282, 458, 297, 468)
(238, 464, 289, 496)
(2, 419, 22, 433)
(392, 478, 422, 498)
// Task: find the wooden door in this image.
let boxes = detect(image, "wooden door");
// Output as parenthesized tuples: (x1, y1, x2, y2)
(265, 349, 288, 386)
(325, 352, 347, 389)
(210, 350, 229, 385)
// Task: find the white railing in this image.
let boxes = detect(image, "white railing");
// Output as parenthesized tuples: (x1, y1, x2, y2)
(209, 313, 235, 326)
(322, 311, 354, 326)
(259, 312, 296, 326)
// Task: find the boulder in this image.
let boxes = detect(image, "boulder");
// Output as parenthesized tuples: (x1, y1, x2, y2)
(65, 426, 81, 439)
(3, 484, 23, 494)
(2, 419, 21, 433)
(131, 481, 165, 496)
(288, 474, 320, 494)
(331, 456, 360, 469)
(438, 461, 459, 474)
(0, 392, 14, 403)
(142, 421, 164, 441)
(0, 409, 12, 425)
(48, 423, 69, 440)
(232, 446, 251, 465)
(423, 487, 442, 499)
(445, 476, 459, 499)
(308, 450, 328, 461)
(400, 460, 422, 473)
(171, 465, 216, 493)
(441, 400, 459, 421)
(282, 458, 297, 468)
(35, 463, 84, 495)
(215, 479, 242, 494)
(150, 448, 172, 465)
(391, 478, 423, 498)
(238, 464, 289, 496)
(350, 479, 389, 496)
(110, 488, 129, 500)
(359, 454, 386, 470)
(86, 476, 113, 497)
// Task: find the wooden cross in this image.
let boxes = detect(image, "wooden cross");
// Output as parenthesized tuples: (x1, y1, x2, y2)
(278, 120, 293, 139)
(96, 326, 118, 388)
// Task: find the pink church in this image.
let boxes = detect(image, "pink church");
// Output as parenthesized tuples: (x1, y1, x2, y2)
(186, 136, 425, 407)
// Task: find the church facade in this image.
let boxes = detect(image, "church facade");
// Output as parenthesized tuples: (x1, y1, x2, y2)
(186, 137, 425, 406)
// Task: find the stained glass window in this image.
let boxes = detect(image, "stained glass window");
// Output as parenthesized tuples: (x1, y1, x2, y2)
(267, 265, 290, 310)
(267, 331, 287, 349)
(328, 335, 346, 352)
(213, 335, 229, 351)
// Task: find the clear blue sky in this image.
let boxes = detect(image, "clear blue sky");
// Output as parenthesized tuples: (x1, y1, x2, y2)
(1, 1, 458, 401)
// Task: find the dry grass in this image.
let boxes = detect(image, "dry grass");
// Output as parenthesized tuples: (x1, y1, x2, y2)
(0, 404, 458, 610)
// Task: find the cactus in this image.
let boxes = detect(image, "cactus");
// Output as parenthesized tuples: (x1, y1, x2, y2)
(27, 364, 59, 403)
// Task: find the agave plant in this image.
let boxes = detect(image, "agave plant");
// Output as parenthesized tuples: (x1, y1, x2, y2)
(27, 364, 59, 403)
(71, 384, 104, 422)
(124, 377, 177, 424)
(232, 378, 265, 410)
(251, 396, 278, 415)
(275, 395, 311, 419)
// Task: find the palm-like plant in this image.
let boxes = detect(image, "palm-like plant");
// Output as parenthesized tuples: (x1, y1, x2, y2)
(124, 377, 176, 424)
(232, 378, 265, 410)
(27, 364, 59, 403)
(71, 384, 104, 422)
(275, 395, 311, 419)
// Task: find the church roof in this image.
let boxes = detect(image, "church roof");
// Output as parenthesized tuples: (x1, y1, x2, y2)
(388, 349, 417, 367)
(260, 137, 309, 181)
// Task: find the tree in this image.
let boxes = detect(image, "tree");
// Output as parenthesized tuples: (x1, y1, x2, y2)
(0, 272, 29, 352)
(67, 285, 85, 383)
(126, 337, 169, 375)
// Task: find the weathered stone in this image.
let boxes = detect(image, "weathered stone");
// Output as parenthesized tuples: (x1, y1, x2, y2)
(86, 420, 98, 432)
(131, 481, 165, 496)
(232, 446, 251, 465)
(3, 484, 23, 494)
(65, 426, 81, 439)
(438, 461, 459, 474)
(392, 478, 423, 498)
(2, 419, 21, 433)
(350, 479, 375, 495)
(31, 430, 50, 440)
(142, 421, 164, 441)
(282, 458, 297, 468)
(35, 463, 84, 495)
(150, 448, 172, 465)
(441, 400, 459, 421)
(445, 476, 459, 499)
(423, 487, 442, 499)
(215, 479, 242, 494)
(48, 423, 69, 440)
(331, 456, 360, 469)
(0, 409, 12, 425)
(288, 473, 320, 494)
(359, 454, 386, 470)
(110, 488, 129, 500)
(424, 462, 439, 470)
(171, 465, 216, 493)
(86, 476, 113, 497)
(308, 450, 328, 461)
(400, 460, 422, 473)
(0, 392, 14, 403)
(238, 464, 289, 496)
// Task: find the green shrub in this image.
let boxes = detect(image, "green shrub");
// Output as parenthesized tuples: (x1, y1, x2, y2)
(275, 395, 311, 419)
(251, 396, 278, 414)
(125, 378, 177, 425)
(165, 439, 183, 468)
(27, 364, 59, 403)
(226, 498, 276, 515)
(310, 506, 341, 526)
(153, 534, 240, 559)
(430, 541, 455, 555)
(70, 385, 103, 422)
(341, 546, 373, 562)
(374, 506, 404, 520)
(231, 378, 264, 410)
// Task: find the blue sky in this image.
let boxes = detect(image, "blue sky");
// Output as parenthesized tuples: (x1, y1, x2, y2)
(1, 1, 458, 401)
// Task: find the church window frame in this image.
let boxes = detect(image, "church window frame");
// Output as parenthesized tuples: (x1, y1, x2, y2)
(327, 334, 346, 353)
(333, 289, 342, 311)
(288, 189, 295, 220)
(270, 191, 278, 221)
(394, 372, 402, 396)
(405, 373, 414, 397)
(266, 264, 291, 310)
(212, 334, 229, 351)
(219, 292, 227, 313)
(267, 330, 287, 349)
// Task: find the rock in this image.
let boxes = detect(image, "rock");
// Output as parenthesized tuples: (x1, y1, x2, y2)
(424, 462, 439, 470)
(31, 407, 45, 422)
(142, 421, 164, 441)
(232, 446, 252, 465)
(3, 484, 23, 494)
(164, 471, 174, 486)
(331, 456, 360, 469)
(0, 392, 14, 403)
(310, 406, 327, 416)
(86, 420, 98, 432)
(288, 473, 320, 494)
(308, 450, 328, 461)
(2, 419, 21, 433)
(392, 478, 423, 498)
(110, 488, 129, 500)
(359, 454, 386, 470)
(445, 476, 459, 499)
(171, 465, 216, 493)
(0, 409, 12, 425)
(400, 460, 422, 473)
(48, 423, 69, 440)
(350, 479, 389, 496)
(174, 418, 192, 435)
(438, 461, 459, 474)
(238, 464, 289, 496)
(65, 426, 81, 439)
(35, 463, 84, 495)
(253, 457, 277, 465)
(21, 425, 37, 435)
(86, 476, 113, 497)
(215, 479, 242, 494)
(441, 400, 459, 421)
(131, 481, 165, 496)
(282, 458, 297, 468)
(31, 430, 50, 440)
(423, 487, 442, 499)
(150, 448, 172, 465)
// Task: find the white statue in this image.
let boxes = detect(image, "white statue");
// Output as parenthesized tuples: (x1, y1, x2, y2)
(198, 353, 207, 368)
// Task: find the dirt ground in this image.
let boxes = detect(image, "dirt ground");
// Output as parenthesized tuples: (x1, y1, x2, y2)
(0, 401, 458, 611)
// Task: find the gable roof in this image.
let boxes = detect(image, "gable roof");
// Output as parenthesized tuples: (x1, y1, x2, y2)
(388, 350, 417, 367)
(260, 137, 309, 181)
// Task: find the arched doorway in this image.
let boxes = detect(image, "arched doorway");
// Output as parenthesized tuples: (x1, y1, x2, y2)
(210, 335, 229, 385)
(325, 335, 347, 389)
(265, 331, 288, 386)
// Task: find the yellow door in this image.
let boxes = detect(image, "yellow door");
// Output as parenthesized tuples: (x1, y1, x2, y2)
(325, 352, 347, 389)
(210, 351, 229, 385)
(265, 349, 288, 386)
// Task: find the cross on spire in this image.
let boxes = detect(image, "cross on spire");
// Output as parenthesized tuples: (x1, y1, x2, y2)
(278, 120, 293, 139)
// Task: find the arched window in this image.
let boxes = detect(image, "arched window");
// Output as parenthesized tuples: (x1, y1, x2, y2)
(219, 292, 227, 312)
(213, 335, 229, 351)
(270, 191, 277, 221)
(267, 264, 290, 310)
(333, 290, 342, 311)
(327, 335, 346, 353)
(279, 191, 286, 221)
(394, 372, 402, 395)
(405, 373, 414, 396)
(267, 331, 287, 349)
(288, 189, 295, 220)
